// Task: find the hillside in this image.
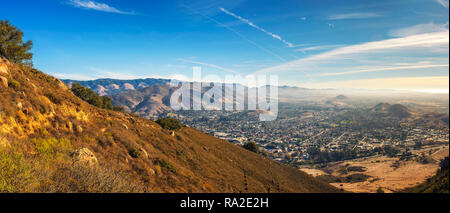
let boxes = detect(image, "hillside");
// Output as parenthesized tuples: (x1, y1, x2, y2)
(415, 112, 449, 129)
(110, 84, 175, 117)
(403, 157, 449, 193)
(371, 103, 412, 118)
(0, 57, 339, 193)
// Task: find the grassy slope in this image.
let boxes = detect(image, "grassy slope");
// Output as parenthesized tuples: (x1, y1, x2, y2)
(403, 157, 449, 193)
(0, 59, 339, 193)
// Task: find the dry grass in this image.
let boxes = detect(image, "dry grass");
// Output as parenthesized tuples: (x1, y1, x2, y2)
(0, 60, 340, 193)
(324, 155, 442, 193)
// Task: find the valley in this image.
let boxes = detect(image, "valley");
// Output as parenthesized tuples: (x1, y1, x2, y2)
(74, 78, 449, 193)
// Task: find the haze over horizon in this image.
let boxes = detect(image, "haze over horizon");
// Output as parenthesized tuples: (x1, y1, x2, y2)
(1, 0, 449, 92)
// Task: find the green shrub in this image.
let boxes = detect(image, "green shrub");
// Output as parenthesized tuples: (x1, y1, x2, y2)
(376, 187, 385, 193)
(0, 150, 33, 192)
(102, 96, 113, 110)
(30, 137, 72, 158)
(44, 92, 62, 104)
(70, 83, 124, 111)
(156, 117, 182, 130)
(243, 141, 259, 153)
(8, 79, 20, 90)
(128, 148, 141, 158)
(155, 158, 178, 174)
(113, 106, 125, 112)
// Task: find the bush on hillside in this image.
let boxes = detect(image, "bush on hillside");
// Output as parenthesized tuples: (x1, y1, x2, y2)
(7, 79, 20, 90)
(243, 141, 260, 153)
(0, 20, 33, 65)
(70, 83, 123, 111)
(156, 117, 182, 130)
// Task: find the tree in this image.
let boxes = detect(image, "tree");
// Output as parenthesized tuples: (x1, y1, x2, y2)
(243, 141, 259, 153)
(0, 20, 33, 65)
(102, 96, 114, 110)
(71, 83, 103, 108)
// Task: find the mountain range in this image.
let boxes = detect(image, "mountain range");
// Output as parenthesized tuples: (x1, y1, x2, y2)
(62, 78, 171, 96)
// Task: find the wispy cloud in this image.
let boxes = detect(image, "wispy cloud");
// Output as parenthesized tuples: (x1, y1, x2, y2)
(389, 22, 449, 37)
(52, 73, 96, 81)
(177, 58, 238, 74)
(315, 64, 449, 76)
(220, 8, 294, 47)
(255, 29, 449, 74)
(302, 76, 449, 92)
(296, 45, 341, 53)
(67, 0, 136, 15)
(89, 67, 141, 79)
(327, 12, 381, 20)
(437, 0, 449, 8)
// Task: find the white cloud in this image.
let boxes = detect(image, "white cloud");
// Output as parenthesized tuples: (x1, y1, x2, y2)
(52, 73, 96, 80)
(89, 67, 142, 79)
(327, 12, 381, 20)
(300, 17, 307, 21)
(220, 8, 294, 47)
(255, 30, 449, 74)
(437, 0, 449, 8)
(296, 45, 341, 53)
(301, 76, 449, 92)
(67, 0, 135, 15)
(389, 22, 449, 37)
(315, 64, 449, 76)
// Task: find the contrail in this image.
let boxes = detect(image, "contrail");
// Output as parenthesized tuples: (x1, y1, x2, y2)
(220, 7, 293, 47)
(182, 4, 287, 61)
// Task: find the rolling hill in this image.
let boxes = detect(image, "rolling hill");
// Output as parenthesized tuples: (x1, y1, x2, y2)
(0, 57, 339, 193)
(371, 103, 412, 119)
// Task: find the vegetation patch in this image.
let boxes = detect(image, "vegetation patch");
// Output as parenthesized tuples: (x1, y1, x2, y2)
(8, 79, 20, 90)
(70, 83, 124, 111)
(30, 137, 72, 158)
(128, 147, 141, 158)
(0, 149, 33, 192)
(156, 117, 182, 130)
(243, 141, 259, 153)
(347, 166, 367, 172)
(155, 158, 178, 174)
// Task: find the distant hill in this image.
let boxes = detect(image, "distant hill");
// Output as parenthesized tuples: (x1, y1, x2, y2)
(416, 112, 449, 129)
(0, 57, 339, 192)
(62, 78, 170, 96)
(335, 95, 348, 100)
(371, 103, 412, 119)
(371, 103, 393, 112)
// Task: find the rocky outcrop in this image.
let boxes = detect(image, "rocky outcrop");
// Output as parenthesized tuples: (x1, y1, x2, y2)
(0, 58, 9, 88)
(0, 76, 8, 88)
(0, 57, 9, 75)
(72, 148, 99, 169)
(139, 147, 149, 158)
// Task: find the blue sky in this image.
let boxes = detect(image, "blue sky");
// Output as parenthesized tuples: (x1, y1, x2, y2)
(1, 0, 449, 92)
